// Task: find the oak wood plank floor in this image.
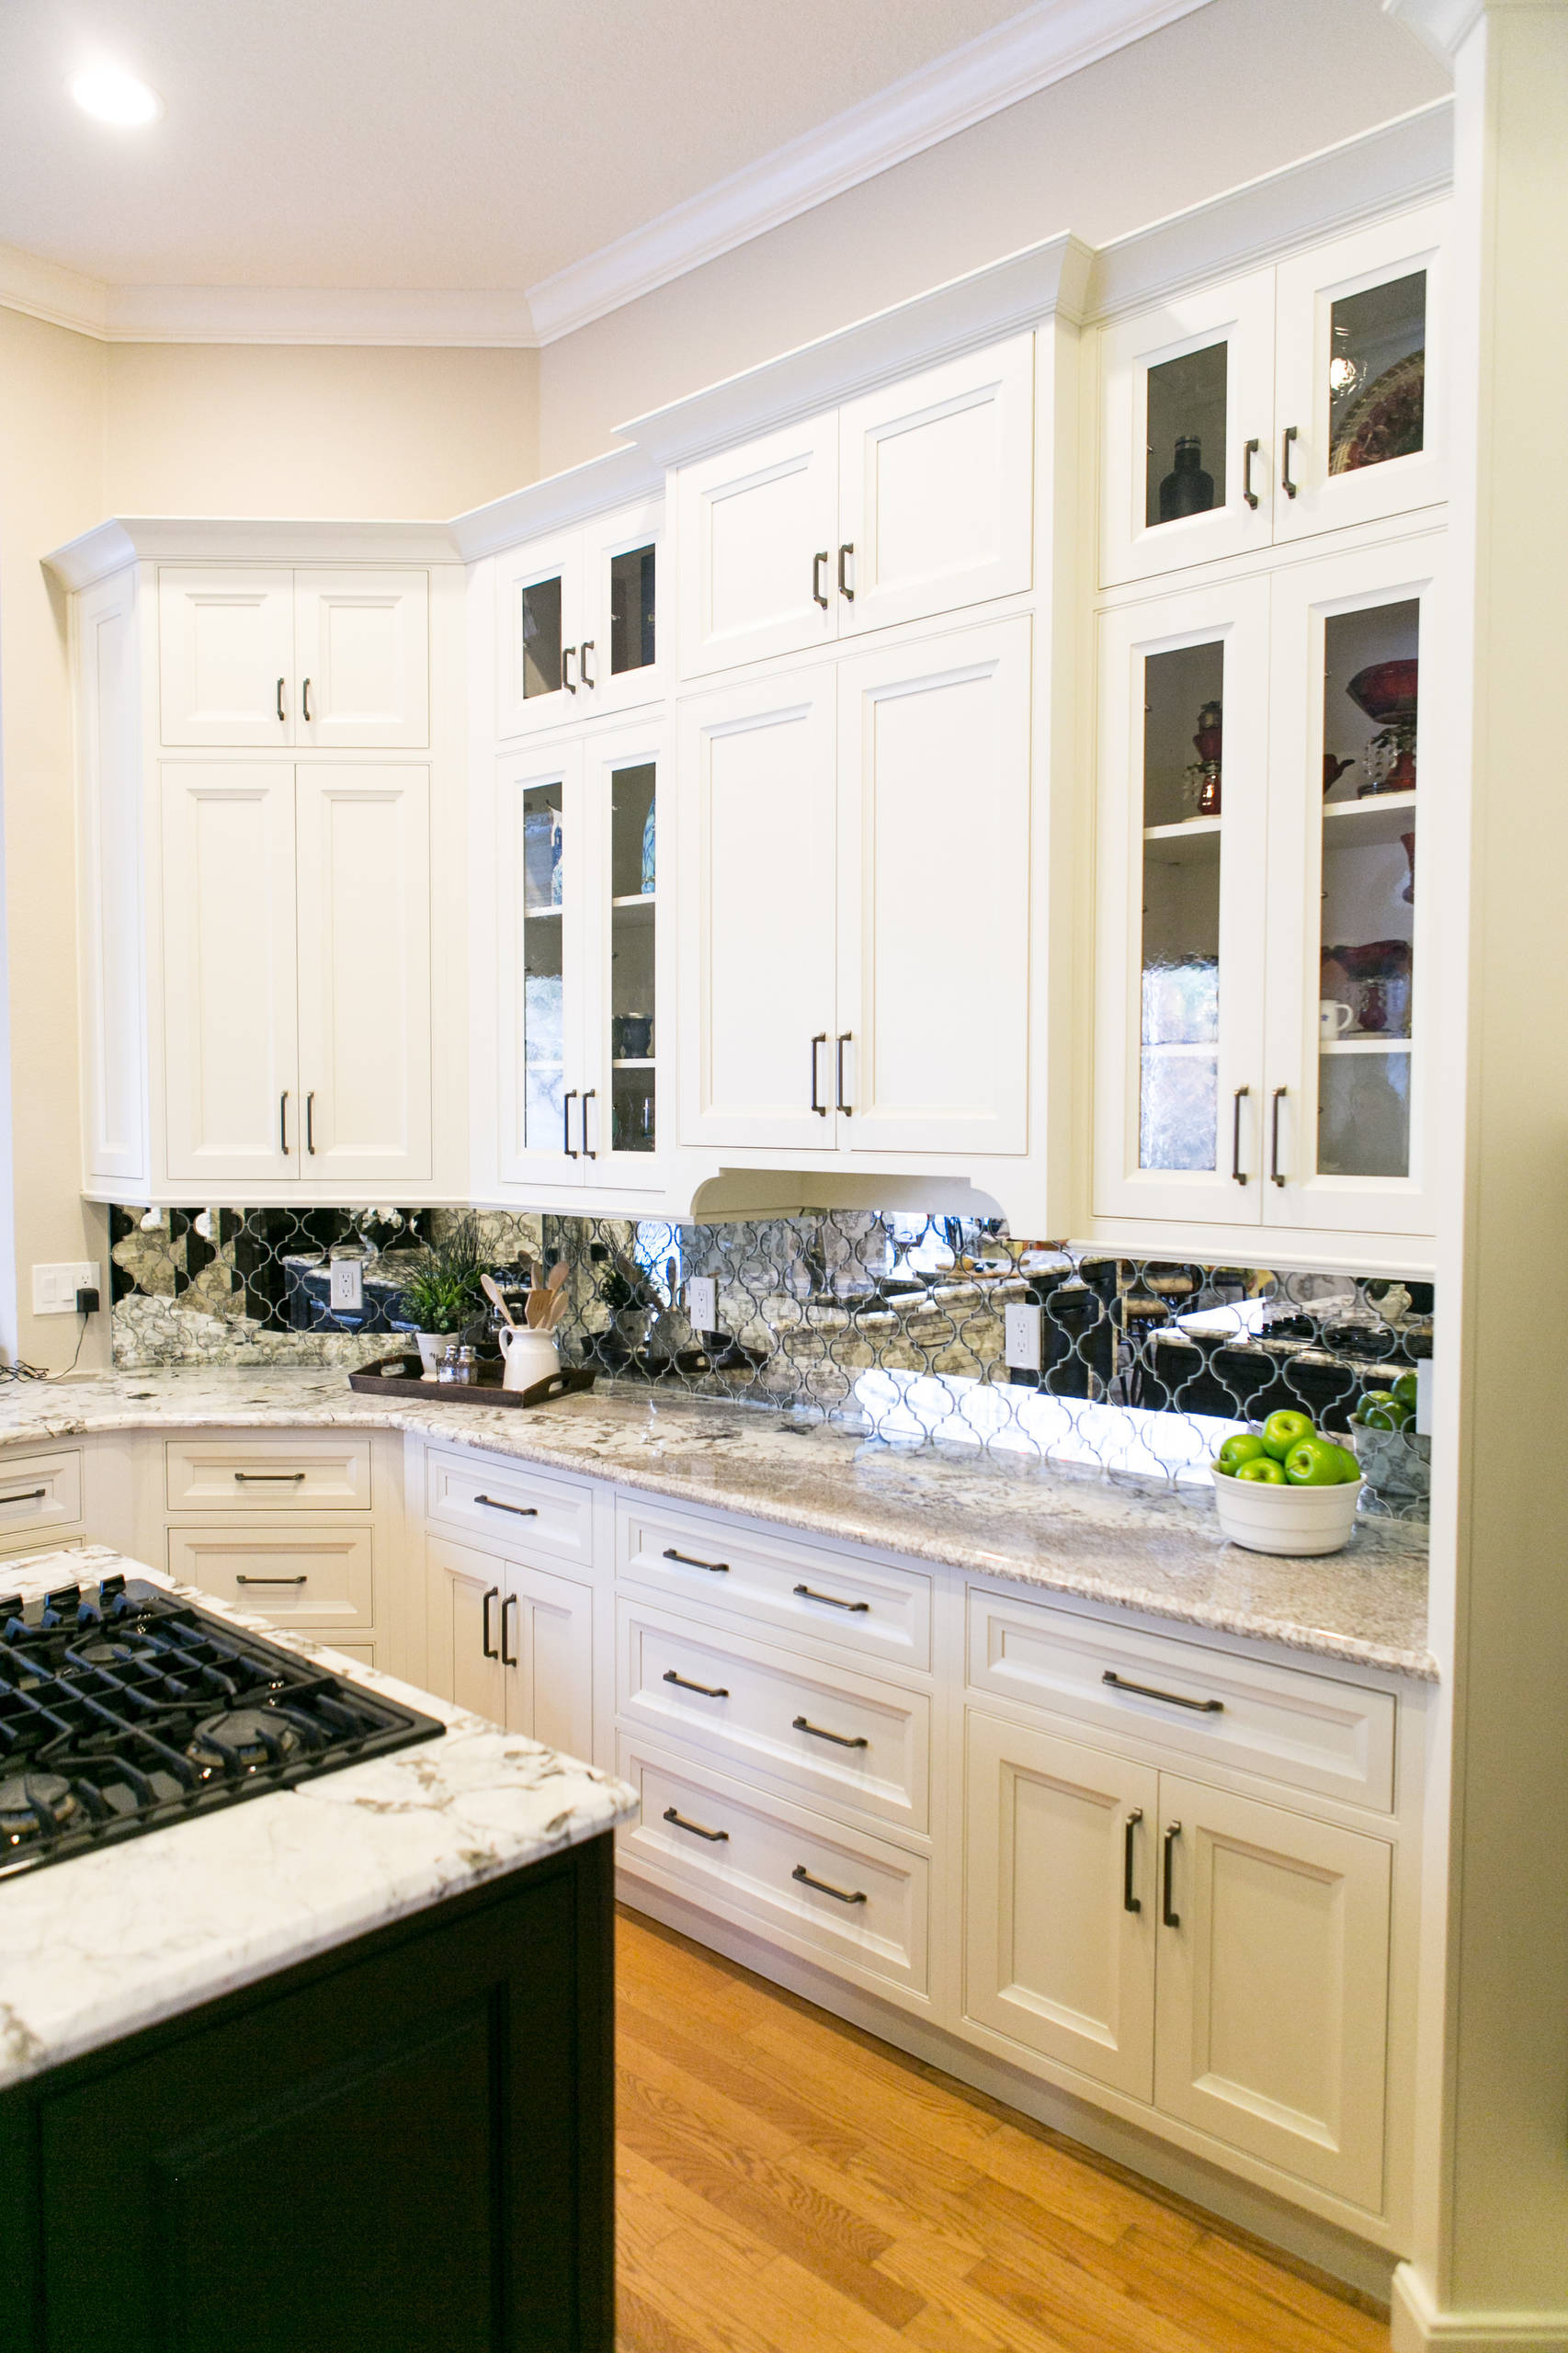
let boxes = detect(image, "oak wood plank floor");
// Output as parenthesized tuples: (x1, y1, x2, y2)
(615, 1909, 1391, 2353)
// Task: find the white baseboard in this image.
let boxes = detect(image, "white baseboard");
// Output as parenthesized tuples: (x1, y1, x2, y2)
(1393, 2267, 1568, 2349)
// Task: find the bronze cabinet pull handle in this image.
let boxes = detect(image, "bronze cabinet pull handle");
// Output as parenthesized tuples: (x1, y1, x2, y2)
(1271, 1086, 1288, 1187)
(809, 1032, 828, 1114)
(792, 1582, 869, 1613)
(664, 1805, 728, 1843)
(835, 1032, 853, 1116)
(301, 676, 312, 722)
(562, 643, 577, 692)
(233, 1574, 308, 1586)
(812, 551, 829, 609)
(0, 1488, 48, 1506)
(482, 1586, 499, 1660)
(580, 639, 596, 688)
(1124, 1809, 1143, 1914)
(475, 1495, 538, 1518)
(279, 1090, 290, 1154)
(1232, 1084, 1249, 1184)
(1102, 1668, 1222, 1714)
(1281, 424, 1299, 499)
(837, 542, 855, 600)
(1163, 1822, 1182, 1928)
(276, 676, 287, 723)
(501, 1592, 518, 1667)
(792, 1714, 869, 1750)
(662, 1668, 729, 1699)
(1243, 438, 1260, 509)
(305, 1091, 316, 1155)
(581, 1086, 597, 1159)
(562, 1087, 579, 1157)
(791, 1863, 866, 1905)
(233, 1471, 306, 1483)
(662, 1547, 729, 1574)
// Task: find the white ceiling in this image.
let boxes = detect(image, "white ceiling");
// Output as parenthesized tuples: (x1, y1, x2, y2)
(0, 0, 1052, 291)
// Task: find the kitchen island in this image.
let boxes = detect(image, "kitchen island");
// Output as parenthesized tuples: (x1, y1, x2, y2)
(0, 1549, 636, 2353)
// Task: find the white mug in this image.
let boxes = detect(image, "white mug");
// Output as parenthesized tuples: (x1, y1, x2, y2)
(1319, 998, 1354, 1040)
(497, 1325, 561, 1393)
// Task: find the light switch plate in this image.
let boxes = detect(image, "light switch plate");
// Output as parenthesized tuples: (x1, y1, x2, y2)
(33, 1262, 100, 1316)
(1004, 1301, 1043, 1372)
(330, 1259, 365, 1313)
(687, 1276, 718, 1334)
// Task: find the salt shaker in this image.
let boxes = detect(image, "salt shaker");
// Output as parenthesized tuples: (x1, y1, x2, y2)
(437, 1343, 460, 1385)
(456, 1344, 478, 1387)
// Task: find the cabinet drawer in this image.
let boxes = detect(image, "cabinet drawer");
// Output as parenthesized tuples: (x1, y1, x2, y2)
(967, 1587, 1395, 1812)
(0, 1451, 82, 1538)
(168, 1526, 375, 1633)
(165, 1437, 372, 1513)
(426, 1448, 592, 1567)
(617, 1736, 928, 1995)
(617, 1501, 930, 1671)
(618, 1601, 927, 1835)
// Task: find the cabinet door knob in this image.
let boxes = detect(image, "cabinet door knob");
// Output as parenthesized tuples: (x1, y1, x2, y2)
(1281, 424, 1299, 499)
(812, 551, 829, 609)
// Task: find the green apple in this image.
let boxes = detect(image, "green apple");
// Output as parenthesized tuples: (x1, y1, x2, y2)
(1285, 1437, 1355, 1486)
(1260, 1409, 1314, 1461)
(1216, 1433, 1267, 1475)
(1235, 1455, 1288, 1484)
(1356, 1389, 1411, 1430)
(1324, 1442, 1362, 1483)
(1392, 1370, 1420, 1413)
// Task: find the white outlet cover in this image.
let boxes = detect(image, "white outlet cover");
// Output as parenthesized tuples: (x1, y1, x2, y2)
(1004, 1301, 1043, 1372)
(687, 1276, 718, 1333)
(32, 1261, 100, 1316)
(330, 1259, 365, 1313)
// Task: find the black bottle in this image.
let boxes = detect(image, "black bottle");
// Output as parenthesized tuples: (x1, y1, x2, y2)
(1158, 435, 1215, 522)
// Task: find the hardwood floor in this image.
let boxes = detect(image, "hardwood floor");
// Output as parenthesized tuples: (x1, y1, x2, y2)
(614, 1909, 1391, 2353)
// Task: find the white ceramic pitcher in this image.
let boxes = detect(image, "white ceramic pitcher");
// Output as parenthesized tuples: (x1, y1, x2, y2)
(497, 1326, 561, 1393)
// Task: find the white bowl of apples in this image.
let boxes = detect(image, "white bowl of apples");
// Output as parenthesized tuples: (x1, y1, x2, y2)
(1210, 1412, 1363, 1555)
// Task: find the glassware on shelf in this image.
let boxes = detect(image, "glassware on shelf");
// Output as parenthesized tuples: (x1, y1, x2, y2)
(1346, 659, 1418, 797)
(521, 780, 565, 1151)
(1159, 437, 1216, 524)
(609, 760, 658, 1155)
(1144, 343, 1227, 529)
(1139, 640, 1225, 1173)
(1184, 698, 1223, 817)
(1328, 271, 1426, 476)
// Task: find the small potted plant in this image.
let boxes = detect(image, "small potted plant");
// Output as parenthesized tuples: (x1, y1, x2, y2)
(394, 1215, 487, 1379)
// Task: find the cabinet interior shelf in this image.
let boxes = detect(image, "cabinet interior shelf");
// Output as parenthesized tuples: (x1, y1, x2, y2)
(1141, 1039, 1218, 1055)
(524, 903, 563, 920)
(1143, 816, 1221, 868)
(611, 892, 655, 908)
(1322, 790, 1417, 848)
(612, 1058, 655, 1070)
(1320, 1035, 1413, 1054)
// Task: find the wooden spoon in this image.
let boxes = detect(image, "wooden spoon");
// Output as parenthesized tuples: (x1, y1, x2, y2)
(481, 1273, 517, 1328)
(547, 1260, 569, 1295)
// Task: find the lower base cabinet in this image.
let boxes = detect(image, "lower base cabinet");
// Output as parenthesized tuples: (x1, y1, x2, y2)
(0, 1841, 615, 2353)
(426, 1534, 594, 1758)
(965, 1711, 1392, 2212)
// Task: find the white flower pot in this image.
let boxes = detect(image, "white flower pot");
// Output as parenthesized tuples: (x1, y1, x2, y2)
(415, 1331, 457, 1381)
(1212, 1468, 1363, 1555)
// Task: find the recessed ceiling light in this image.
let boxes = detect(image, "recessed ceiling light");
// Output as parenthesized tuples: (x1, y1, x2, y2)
(68, 65, 164, 126)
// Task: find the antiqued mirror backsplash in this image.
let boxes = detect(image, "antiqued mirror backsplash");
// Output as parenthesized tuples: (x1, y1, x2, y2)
(108, 1206, 1432, 1520)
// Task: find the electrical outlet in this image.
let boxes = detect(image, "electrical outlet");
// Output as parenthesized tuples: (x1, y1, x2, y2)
(1004, 1301, 1043, 1372)
(687, 1276, 718, 1334)
(329, 1258, 365, 1313)
(33, 1262, 101, 1317)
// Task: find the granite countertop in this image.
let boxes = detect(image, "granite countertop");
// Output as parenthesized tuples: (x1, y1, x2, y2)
(0, 1368, 1434, 1680)
(0, 1547, 637, 2094)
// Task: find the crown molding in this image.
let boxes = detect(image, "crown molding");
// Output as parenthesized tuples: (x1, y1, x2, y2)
(0, 252, 539, 347)
(619, 233, 1094, 470)
(1085, 97, 1453, 323)
(44, 515, 460, 591)
(450, 446, 665, 563)
(1382, 0, 1484, 66)
(525, 0, 1216, 344)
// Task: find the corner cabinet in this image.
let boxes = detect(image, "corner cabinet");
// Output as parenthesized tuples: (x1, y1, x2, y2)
(1093, 533, 1446, 1245)
(65, 530, 466, 1206)
(494, 498, 664, 739)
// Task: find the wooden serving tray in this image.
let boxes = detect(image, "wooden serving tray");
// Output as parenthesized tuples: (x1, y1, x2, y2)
(347, 1355, 597, 1410)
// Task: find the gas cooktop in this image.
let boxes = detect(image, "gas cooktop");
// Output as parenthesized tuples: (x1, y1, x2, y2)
(0, 1573, 443, 1881)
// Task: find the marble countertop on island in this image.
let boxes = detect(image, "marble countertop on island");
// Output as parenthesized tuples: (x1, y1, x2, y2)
(0, 1546, 637, 2094)
(0, 1367, 1435, 1680)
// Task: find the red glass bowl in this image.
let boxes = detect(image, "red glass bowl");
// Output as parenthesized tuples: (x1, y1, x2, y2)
(1346, 659, 1418, 723)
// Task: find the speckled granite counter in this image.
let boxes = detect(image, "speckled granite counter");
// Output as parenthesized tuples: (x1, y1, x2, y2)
(0, 1546, 637, 2092)
(0, 1368, 1434, 1679)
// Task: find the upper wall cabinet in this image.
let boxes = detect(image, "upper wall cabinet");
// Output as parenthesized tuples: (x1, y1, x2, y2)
(495, 499, 664, 739)
(676, 335, 1034, 679)
(1098, 205, 1448, 586)
(158, 567, 429, 749)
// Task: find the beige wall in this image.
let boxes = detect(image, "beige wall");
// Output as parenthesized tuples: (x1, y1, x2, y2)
(104, 344, 537, 520)
(0, 326, 539, 1371)
(538, 0, 1449, 472)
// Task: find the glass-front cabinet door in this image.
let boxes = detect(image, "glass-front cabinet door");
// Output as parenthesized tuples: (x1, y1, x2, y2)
(494, 744, 585, 1184)
(1273, 205, 1447, 542)
(496, 531, 585, 740)
(1098, 269, 1276, 586)
(582, 502, 664, 720)
(1263, 538, 1443, 1235)
(581, 725, 666, 1186)
(1094, 579, 1271, 1222)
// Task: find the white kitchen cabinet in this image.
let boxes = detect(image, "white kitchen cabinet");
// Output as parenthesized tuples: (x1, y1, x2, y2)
(679, 618, 1031, 1160)
(677, 337, 1034, 678)
(167, 1524, 377, 1639)
(161, 762, 300, 1188)
(1098, 207, 1448, 586)
(676, 664, 839, 1153)
(1094, 539, 1442, 1241)
(1153, 1776, 1391, 2211)
(295, 767, 432, 1185)
(489, 719, 668, 1190)
(496, 499, 664, 738)
(964, 1711, 1158, 2100)
(426, 1532, 594, 1758)
(162, 761, 432, 1190)
(159, 565, 428, 748)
